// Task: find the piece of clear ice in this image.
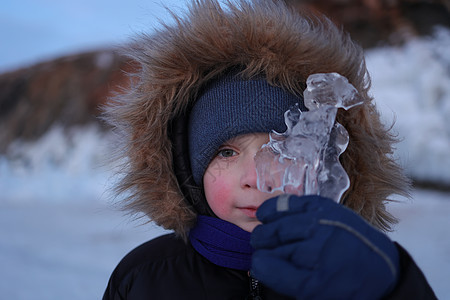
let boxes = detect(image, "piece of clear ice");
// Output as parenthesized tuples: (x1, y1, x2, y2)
(255, 73, 363, 202)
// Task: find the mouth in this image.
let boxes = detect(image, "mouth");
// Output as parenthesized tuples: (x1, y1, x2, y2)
(239, 206, 258, 218)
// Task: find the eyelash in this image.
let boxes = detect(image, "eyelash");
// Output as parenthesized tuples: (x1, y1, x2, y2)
(217, 148, 238, 158)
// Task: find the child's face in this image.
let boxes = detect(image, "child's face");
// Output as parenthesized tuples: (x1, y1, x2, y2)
(203, 133, 280, 232)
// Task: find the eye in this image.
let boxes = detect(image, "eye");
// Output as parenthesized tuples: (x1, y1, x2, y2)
(217, 148, 238, 158)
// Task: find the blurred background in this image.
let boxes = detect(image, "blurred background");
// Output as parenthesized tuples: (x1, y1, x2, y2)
(1, 0, 449, 299)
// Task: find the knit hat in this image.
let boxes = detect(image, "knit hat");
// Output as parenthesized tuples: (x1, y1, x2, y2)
(188, 71, 305, 185)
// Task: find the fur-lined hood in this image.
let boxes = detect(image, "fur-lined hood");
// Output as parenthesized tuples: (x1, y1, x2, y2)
(105, 0, 410, 238)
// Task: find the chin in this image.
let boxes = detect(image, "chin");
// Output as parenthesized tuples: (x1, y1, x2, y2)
(240, 221, 260, 233)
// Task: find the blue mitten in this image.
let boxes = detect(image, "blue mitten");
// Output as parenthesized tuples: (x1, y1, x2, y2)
(251, 195, 399, 300)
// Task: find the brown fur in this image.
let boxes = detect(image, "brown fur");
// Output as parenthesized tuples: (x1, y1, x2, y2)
(104, 0, 410, 238)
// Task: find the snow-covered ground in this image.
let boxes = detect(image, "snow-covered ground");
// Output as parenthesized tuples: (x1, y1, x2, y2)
(388, 189, 450, 299)
(1, 12, 450, 300)
(0, 199, 168, 299)
(0, 188, 448, 299)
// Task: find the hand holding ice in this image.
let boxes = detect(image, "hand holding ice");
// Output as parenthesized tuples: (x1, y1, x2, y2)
(255, 73, 363, 202)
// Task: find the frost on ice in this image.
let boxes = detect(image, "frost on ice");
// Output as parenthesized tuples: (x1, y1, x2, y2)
(255, 73, 363, 202)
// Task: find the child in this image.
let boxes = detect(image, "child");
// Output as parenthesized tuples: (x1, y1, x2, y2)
(103, 0, 436, 299)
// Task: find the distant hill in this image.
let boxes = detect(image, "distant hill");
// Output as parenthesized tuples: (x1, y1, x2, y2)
(0, 49, 135, 152)
(288, 0, 450, 48)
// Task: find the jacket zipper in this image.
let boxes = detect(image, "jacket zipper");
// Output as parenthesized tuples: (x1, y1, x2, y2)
(247, 272, 262, 300)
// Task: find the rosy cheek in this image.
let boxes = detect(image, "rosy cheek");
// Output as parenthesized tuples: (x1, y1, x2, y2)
(204, 178, 233, 219)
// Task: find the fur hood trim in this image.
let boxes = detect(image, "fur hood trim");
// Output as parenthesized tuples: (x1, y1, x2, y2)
(105, 0, 410, 238)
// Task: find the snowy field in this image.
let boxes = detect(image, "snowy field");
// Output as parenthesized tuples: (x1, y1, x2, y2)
(1, 8, 450, 300)
(0, 188, 448, 299)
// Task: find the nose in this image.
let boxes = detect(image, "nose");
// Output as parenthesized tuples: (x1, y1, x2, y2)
(240, 154, 258, 189)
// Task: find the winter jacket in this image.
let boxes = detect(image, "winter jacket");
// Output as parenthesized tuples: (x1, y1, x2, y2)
(103, 234, 291, 300)
(103, 233, 436, 300)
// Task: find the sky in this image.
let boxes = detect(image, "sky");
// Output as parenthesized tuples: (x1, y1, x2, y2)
(0, 0, 187, 72)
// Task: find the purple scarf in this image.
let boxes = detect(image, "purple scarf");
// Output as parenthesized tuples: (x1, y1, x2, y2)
(189, 215, 253, 271)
